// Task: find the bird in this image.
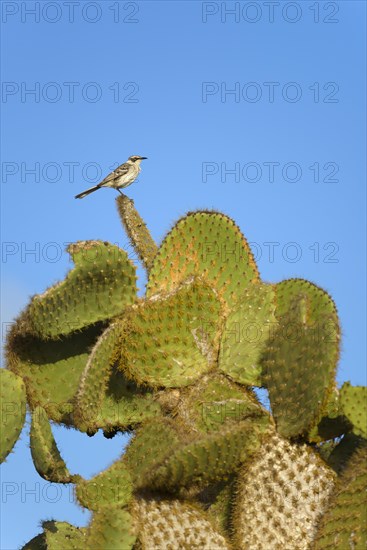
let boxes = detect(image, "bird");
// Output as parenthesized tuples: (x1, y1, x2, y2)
(74, 155, 147, 199)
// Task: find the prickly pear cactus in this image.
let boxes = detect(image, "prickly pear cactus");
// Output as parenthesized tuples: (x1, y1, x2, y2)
(2, 195, 366, 550)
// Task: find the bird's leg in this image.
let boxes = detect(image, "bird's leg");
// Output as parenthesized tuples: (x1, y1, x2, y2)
(117, 189, 123, 196)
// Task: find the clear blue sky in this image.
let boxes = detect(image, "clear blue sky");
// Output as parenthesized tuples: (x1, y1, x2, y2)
(1, 2, 365, 548)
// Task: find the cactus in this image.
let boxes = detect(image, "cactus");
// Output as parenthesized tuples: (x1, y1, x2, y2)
(339, 382, 367, 439)
(116, 194, 158, 272)
(30, 406, 74, 483)
(23, 521, 87, 549)
(76, 456, 133, 511)
(219, 282, 276, 385)
(6, 323, 103, 424)
(146, 210, 259, 308)
(233, 432, 336, 549)
(0, 369, 26, 462)
(314, 444, 367, 548)
(117, 279, 223, 388)
(86, 505, 136, 549)
(261, 278, 340, 439)
(2, 193, 365, 549)
(132, 498, 230, 549)
(22, 241, 137, 339)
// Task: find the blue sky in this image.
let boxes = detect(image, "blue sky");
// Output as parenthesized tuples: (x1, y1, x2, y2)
(1, 1, 366, 548)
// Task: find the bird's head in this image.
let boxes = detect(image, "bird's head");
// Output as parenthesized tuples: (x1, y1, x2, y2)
(128, 155, 148, 164)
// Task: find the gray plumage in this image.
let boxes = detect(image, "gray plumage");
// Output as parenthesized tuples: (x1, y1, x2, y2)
(75, 155, 147, 199)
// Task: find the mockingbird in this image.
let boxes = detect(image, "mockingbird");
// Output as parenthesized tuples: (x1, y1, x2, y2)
(75, 155, 147, 199)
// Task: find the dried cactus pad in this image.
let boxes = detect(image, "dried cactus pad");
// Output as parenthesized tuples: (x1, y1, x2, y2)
(133, 498, 230, 549)
(233, 433, 336, 550)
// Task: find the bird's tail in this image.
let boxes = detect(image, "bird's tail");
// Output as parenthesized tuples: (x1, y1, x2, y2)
(74, 184, 101, 199)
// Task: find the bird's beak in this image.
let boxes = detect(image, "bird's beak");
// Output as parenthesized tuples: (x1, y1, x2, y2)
(140, 157, 148, 160)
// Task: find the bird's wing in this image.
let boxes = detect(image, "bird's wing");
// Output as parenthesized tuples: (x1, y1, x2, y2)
(99, 162, 130, 185)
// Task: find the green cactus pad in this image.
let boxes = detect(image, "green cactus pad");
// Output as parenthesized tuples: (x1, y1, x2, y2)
(233, 432, 336, 550)
(325, 434, 366, 474)
(30, 407, 72, 483)
(86, 505, 137, 550)
(219, 283, 277, 385)
(74, 323, 161, 433)
(0, 369, 26, 463)
(21, 522, 86, 550)
(42, 522, 86, 550)
(116, 194, 158, 272)
(314, 445, 367, 549)
(316, 439, 338, 463)
(175, 374, 265, 433)
(74, 323, 121, 431)
(132, 497, 230, 549)
(203, 478, 235, 536)
(340, 382, 367, 439)
(308, 386, 351, 443)
(262, 278, 340, 438)
(24, 241, 137, 338)
(144, 419, 270, 492)
(274, 277, 339, 322)
(118, 280, 223, 388)
(21, 533, 46, 549)
(7, 324, 102, 424)
(76, 456, 133, 511)
(146, 211, 259, 308)
(124, 418, 186, 486)
(97, 369, 161, 435)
